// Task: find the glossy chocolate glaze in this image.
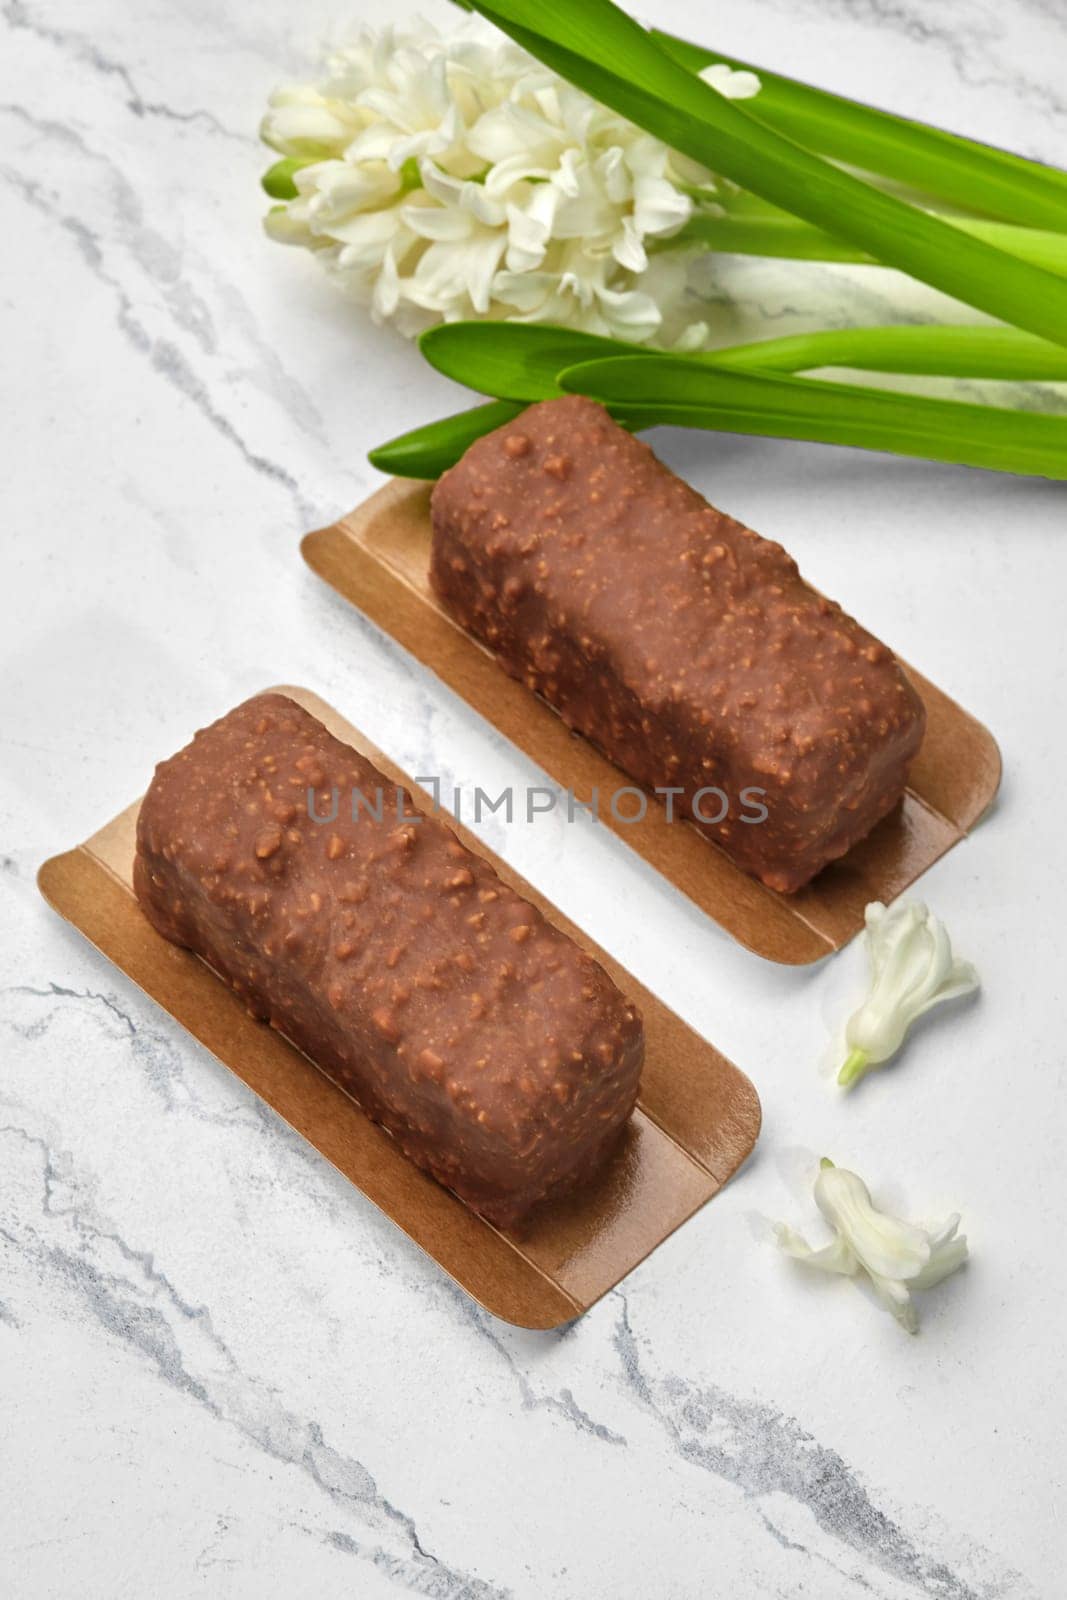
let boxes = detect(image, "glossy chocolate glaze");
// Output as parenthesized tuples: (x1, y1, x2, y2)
(134, 694, 643, 1226)
(430, 397, 925, 893)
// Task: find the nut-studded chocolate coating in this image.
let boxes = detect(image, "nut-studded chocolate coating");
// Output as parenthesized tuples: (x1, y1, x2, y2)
(430, 396, 925, 893)
(134, 693, 643, 1226)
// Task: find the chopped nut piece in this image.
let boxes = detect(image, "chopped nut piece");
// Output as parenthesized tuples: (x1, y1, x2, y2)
(255, 826, 282, 860)
(372, 1007, 399, 1042)
(417, 1048, 445, 1082)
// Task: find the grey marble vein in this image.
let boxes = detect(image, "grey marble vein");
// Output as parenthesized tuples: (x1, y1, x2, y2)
(611, 1293, 1032, 1600)
(756, 0, 1067, 130)
(0, 107, 318, 525)
(2, 0, 253, 143)
(317, 1527, 511, 1599)
(0, 1115, 506, 1600)
(452, 1294, 627, 1446)
(4, 981, 263, 1130)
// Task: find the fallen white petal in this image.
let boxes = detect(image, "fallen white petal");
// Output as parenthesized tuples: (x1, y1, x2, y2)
(775, 1162, 968, 1332)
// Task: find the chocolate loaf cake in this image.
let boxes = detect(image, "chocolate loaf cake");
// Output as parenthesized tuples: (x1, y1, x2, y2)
(430, 396, 925, 893)
(134, 693, 643, 1226)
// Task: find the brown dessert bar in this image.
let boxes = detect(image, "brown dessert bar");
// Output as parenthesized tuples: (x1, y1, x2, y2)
(134, 693, 643, 1226)
(430, 396, 925, 893)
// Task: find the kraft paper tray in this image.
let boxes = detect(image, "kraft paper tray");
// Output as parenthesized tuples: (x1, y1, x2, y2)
(302, 480, 1003, 965)
(37, 687, 761, 1330)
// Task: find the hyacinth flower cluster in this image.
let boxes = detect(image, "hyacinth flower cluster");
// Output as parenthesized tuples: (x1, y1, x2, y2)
(261, 20, 759, 345)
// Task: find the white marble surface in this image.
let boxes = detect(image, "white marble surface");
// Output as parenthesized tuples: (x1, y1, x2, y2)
(2, 1, 1065, 1595)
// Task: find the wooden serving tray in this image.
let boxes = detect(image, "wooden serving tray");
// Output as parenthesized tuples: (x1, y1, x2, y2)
(303, 480, 1002, 965)
(37, 687, 761, 1330)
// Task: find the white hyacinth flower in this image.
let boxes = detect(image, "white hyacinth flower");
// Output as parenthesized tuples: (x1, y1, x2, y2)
(775, 1160, 968, 1333)
(260, 20, 759, 343)
(836, 900, 979, 1089)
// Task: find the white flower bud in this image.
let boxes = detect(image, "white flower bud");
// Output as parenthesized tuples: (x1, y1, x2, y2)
(837, 900, 979, 1089)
